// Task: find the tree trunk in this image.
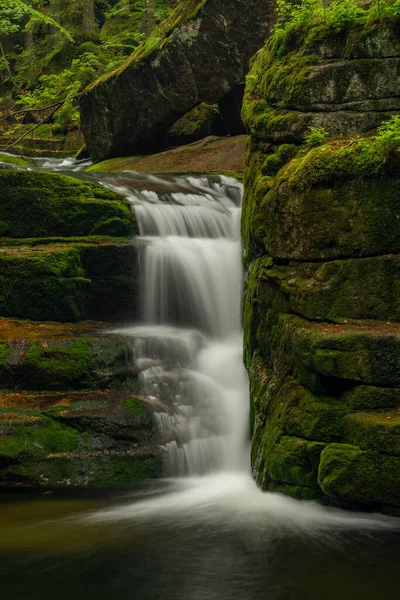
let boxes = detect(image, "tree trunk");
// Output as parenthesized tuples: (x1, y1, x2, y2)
(82, 0, 95, 34)
(142, 0, 157, 36)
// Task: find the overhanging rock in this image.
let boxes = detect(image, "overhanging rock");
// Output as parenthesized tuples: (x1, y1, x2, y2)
(80, 0, 273, 162)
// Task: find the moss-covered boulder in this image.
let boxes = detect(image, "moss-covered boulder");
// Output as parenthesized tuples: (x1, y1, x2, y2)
(318, 444, 400, 510)
(167, 103, 225, 146)
(243, 144, 400, 262)
(0, 170, 138, 238)
(80, 0, 272, 161)
(253, 254, 400, 324)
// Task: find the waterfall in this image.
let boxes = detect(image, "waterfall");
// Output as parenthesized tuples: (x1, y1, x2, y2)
(107, 174, 250, 477)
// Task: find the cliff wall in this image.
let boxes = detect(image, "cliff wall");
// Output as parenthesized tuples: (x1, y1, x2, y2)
(242, 17, 400, 513)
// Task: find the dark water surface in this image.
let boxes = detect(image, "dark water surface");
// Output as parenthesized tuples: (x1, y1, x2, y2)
(1, 481, 399, 600)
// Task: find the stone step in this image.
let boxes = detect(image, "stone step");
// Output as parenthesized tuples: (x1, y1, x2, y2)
(0, 321, 138, 391)
(0, 389, 161, 488)
(0, 241, 138, 322)
(281, 314, 400, 387)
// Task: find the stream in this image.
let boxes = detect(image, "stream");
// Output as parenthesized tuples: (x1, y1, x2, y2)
(1, 155, 400, 599)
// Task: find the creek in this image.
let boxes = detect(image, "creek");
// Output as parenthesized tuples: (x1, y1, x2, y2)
(1, 155, 400, 599)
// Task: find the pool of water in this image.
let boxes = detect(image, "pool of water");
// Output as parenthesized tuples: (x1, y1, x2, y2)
(1, 479, 399, 600)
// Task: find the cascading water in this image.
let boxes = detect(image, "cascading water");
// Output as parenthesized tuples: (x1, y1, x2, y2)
(107, 174, 250, 477)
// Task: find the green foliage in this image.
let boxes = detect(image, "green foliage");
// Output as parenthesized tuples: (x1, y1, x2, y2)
(1, 0, 175, 131)
(0, 0, 73, 41)
(303, 126, 328, 149)
(376, 114, 400, 148)
(273, 0, 400, 38)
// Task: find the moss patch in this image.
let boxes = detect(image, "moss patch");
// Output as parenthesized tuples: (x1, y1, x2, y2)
(0, 170, 138, 238)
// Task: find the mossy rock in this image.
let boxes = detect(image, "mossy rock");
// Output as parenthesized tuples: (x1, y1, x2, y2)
(0, 246, 89, 322)
(0, 389, 159, 488)
(167, 103, 225, 146)
(80, 0, 271, 161)
(319, 443, 400, 508)
(255, 254, 400, 323)
(0, 450, 162, 487)
(0, 242, 138, 323)
(0, 170, 138, 238)
(268, 435, 325, 493)
(343, 410, 400, 456)
(244, 160, 400, 261)
(342, 386, 400, 411)
(0, 336, 138, 391)
(242, 20, 400, 143)
(279, 314, 400, 387)
(0, 154, 33, 169)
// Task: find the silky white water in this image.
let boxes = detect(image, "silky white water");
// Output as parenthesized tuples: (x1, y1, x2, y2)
(111, 174, 249, 477)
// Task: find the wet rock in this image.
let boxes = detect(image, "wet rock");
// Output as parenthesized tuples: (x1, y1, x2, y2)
(86, 135, 247, 175)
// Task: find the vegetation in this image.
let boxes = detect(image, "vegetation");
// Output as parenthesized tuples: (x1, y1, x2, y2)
(273, 0, 400, 39)
(0, 0, 178, 141)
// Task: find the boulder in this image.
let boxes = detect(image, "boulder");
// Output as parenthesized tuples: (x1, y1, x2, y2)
(80, 0, 273, 161)
(167, 103, 225, 146)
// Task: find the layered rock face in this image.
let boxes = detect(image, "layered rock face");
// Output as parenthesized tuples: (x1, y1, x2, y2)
(0, 170, 161, 488)
(242, 20, 400, 513)
(80, 0, 273, 162)
(0, 170, 139, 323)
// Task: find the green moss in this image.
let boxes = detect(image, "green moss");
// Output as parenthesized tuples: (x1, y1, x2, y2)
(279, 314, 400, 387)
(319, 443, 400, 508)
(344, 411, 400, 455)
(0, 247, 89, 322)
(279, 138, 390, 192)
(0, 154, 32, 168)
(0, 241, 138, 323)
(261, 144, 297, 176)
(342, 386, 400, 410)
(0, 417, 80, 460)
(268, 435, 325, 491)
(86, 0, 209, 91)
(0, 337, 137, 391)
(257, 255, 400, 324)
(0, 170, 138, 238)
(1, 451, 162, 487)
(125, 397, 145, 415)
(168, 103, 222, 140)
(257, 172, 400, 261)
(0, 343, 8, 366)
